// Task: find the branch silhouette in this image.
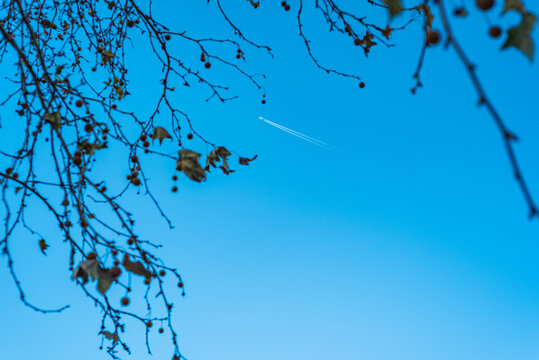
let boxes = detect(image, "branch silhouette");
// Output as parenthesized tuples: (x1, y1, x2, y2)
(0, 1, 537, 359)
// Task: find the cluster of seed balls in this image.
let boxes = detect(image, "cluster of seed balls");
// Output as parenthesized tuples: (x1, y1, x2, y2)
(476, 0, 503, 38)
(281, 1, 291, 11)
(126, 155, 142, 186)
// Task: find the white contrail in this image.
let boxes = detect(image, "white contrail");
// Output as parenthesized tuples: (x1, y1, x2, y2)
(262, 118, 336, 149)
(261, 118, 339, 152)
(258, 116, 342, 152)
(263, 120, 335, 150)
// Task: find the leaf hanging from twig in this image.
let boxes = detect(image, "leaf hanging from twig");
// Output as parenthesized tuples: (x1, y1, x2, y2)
(38, 239, 49, 255)
(101, 331, 120, 342)
(206, 146, 234, 175)
(176, 149, 206, 182)
(151, 126, 173, 144)
(123, 254, 152, 279)
(383, 0, 403, 18)
(501, 1, 536, 60)
(239, 154, 258, 166)
(72, 259, 114, 295)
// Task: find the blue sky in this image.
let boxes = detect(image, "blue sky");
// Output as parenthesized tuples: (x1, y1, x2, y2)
(1, 1, 539, 359)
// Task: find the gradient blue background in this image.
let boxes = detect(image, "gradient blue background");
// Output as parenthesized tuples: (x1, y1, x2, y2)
(1, 1, 539, 359)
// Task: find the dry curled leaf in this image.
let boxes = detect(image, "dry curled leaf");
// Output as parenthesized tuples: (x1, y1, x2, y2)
(239, 154, 258, 166)
(383, 0, 403, 18)
(176, 149, 206, 182)
(72, 259, 114, 295)
(151, 126, 172, 144)
(101, 331, 120, 342)
(501, 0, 536, 60)
(123, 254, 152, 279)
(38, 239, 49, 255)
(206, 146, 234, 175)
(502, 13, 536, 60)
(43, 111, 62, 130)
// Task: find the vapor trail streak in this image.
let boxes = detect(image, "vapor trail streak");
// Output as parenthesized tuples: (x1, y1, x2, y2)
(263, 119, 338, 149)
(259, 116, 342, 152)
(264, 121, 335, 150)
